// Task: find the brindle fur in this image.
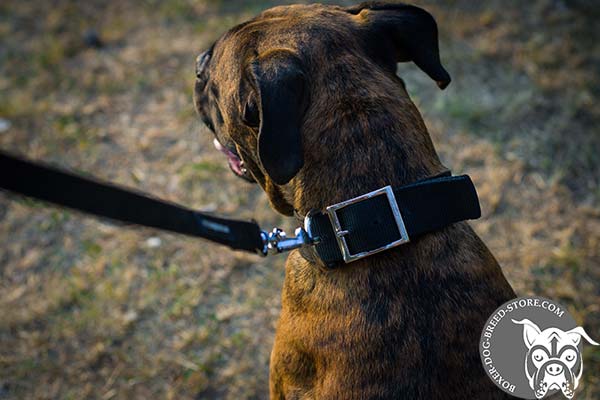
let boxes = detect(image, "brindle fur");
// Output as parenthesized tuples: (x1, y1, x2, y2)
(194, 2, 517, 399)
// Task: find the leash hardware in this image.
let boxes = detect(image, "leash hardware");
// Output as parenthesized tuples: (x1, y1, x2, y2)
(259, 227, 315, 256)
(325, 185, 410, 263)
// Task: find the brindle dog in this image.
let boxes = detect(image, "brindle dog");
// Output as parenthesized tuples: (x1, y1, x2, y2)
(194, 2, 517, 399)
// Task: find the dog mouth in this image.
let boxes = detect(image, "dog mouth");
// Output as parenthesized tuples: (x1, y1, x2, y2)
(213, 138, 255, 182)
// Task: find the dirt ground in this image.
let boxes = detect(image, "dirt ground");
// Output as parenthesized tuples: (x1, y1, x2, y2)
(0, 1, 598, 399)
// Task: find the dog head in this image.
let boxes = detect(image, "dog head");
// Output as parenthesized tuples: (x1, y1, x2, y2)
(512, 319, 599, 399)
(193, 2, 450, 214)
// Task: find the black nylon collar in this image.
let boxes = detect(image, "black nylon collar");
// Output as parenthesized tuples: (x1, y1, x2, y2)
(298, 172, 481, 268)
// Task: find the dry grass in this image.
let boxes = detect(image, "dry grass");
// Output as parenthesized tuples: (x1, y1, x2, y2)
(0, 1, 598, 399)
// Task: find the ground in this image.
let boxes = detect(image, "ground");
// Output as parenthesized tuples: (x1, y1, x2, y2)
(0, 1, 598, 399)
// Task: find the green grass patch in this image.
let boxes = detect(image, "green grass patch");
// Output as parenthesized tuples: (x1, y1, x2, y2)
(190, 161, 225, 173)
(82, 240, 102, 258)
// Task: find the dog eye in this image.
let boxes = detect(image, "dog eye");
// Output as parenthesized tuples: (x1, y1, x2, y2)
(562, 350, 577, 362)
(532, 350, 546, 362)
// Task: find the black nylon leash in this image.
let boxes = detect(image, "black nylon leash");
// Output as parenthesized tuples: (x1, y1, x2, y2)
(0, 151, 264, 253)
(0, 150, 482, 264)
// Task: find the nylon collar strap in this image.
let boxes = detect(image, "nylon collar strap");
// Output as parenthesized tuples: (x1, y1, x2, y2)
(300, 172, 481, 268)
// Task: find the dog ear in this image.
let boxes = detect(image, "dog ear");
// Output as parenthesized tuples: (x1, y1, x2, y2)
(564, 326, 600, 346)
(346, 2, 451, 89)
(249, 51, 307, 185)
(512, 319, 542, 349)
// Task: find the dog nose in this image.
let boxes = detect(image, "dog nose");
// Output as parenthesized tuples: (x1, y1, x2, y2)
(545, 363, 563, 376)
(196, 48, 212, 79)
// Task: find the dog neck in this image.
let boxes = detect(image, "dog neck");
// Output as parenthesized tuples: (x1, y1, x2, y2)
(290, 87, 447, 218)
(281, 85, 503, 284)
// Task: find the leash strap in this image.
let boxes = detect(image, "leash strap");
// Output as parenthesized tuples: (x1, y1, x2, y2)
(0, 151, 264, 253)
(305, 174, 481, 267)
(0, 151, 481, 264)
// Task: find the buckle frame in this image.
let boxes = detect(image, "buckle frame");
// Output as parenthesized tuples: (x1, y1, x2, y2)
(325, 185, 409, 263)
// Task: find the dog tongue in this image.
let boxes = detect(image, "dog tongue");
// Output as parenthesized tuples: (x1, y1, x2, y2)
(213, 138, 244, 176)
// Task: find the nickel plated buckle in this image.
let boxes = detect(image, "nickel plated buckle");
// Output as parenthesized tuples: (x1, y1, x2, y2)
(325, 185, 409, 263)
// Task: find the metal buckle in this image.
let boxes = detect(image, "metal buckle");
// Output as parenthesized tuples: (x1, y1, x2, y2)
(325, 185, 409, 263)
